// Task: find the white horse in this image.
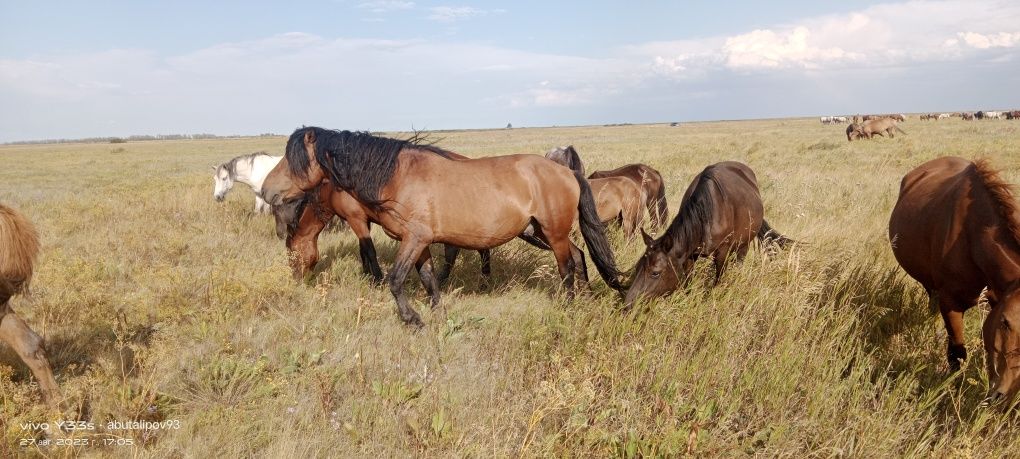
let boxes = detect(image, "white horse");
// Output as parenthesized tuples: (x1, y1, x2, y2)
(212, 152, 283, 213)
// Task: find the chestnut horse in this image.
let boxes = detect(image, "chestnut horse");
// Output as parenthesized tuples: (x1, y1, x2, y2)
(545, 146, 669, 230)
(1, 204, 61, 408)
(624, 161, 792, 308)
(273, 181, 496, 288)
(262, 128, 623, 326)
(889, 156, 1020, 405)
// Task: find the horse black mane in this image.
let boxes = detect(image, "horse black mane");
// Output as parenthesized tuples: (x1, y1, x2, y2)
(658, 166, 718, 254)
(285, 127, 455, 207)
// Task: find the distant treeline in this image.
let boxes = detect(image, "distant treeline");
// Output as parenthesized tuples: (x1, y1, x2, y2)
(4, 132, 280, 145)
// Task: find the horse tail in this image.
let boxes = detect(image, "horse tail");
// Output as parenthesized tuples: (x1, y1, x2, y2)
(0, 204, 40, 298)
(574, 171, 624, 291)
(653, 181, 668, 228)
(757, 219, 795, 249)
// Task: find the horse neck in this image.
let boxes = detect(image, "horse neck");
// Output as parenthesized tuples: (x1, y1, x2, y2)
(230, 159, 258, 188)
(975, 225, 1020, 295)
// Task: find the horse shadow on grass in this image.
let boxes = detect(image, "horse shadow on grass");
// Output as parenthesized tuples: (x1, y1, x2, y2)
(815, 259, 993, 394)
(307, 235, 602, 297)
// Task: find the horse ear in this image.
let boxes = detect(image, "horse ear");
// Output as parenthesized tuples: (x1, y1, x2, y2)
(304, 129, 316, 145)
(641, 228, 654, 247)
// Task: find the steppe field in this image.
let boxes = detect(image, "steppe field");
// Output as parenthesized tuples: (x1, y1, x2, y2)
(3, 117, 1020, 458)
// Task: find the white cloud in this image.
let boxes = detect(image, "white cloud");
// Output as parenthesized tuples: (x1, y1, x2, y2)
(635, 0, 1020, 74)
(722, 27, 861, 70)
(957, 31, 1020, 49)
(357, 1, 415, 13)
(427, 6, 504, 22)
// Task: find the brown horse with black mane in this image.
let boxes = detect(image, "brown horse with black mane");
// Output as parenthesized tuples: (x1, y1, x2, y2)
(1, 204, 61, 408)
(545, 146, 669, 230)
(889, 156, 1020, 405)
(262, 128, 623, 326)
(624, 161, 793, 308)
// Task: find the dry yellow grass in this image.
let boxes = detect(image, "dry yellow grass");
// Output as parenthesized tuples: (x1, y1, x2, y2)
(1, 118, 1020, 457)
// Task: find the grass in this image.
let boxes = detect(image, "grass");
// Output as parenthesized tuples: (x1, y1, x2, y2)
(1, 118, 1020, 457)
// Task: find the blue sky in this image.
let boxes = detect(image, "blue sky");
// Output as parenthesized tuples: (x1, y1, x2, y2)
(1, 0, 1018, 141)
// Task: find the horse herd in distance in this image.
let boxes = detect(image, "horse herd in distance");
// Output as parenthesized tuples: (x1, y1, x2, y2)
(821, 111, 1020, 142)
(1, 121, 1018, 411)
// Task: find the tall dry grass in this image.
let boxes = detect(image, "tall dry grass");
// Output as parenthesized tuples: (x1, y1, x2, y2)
(1, 118, 1020, 457)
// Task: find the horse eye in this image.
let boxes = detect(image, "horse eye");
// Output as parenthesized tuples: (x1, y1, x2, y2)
(650, 271, 662, 279)
(1004, 319, 1012, 330)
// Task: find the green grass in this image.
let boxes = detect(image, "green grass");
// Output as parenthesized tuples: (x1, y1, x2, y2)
(2, 118, 1020, 457)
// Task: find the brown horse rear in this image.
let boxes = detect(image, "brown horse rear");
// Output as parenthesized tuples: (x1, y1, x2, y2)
(889, 156, 1020, 404)
(545, 146, 669, 229)
(590, 176, 644, 237)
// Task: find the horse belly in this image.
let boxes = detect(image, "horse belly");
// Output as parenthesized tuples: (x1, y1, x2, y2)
(430, 194, 532, 250)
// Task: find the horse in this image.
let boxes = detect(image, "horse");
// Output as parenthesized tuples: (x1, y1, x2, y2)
(889, 157, 1020, 405)
(213, 152, 283, 213)
(0, 204, 61, 408)
(546, 146, 669, 229)
(624, 161, 793, 309)
(847, 118, 906, 141)
(262, 128, 624, 327)
(272, 180, 499, 288)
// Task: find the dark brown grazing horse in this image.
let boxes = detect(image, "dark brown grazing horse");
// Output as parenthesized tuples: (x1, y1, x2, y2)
(889, 156, 1020, 405)
(262, 128, 623, 327)
(624, 161, 792, 308)
(1, 204, 61, 408)
(546, 146, 669, 229)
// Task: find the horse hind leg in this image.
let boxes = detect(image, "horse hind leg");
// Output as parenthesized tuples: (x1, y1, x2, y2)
(0, 305, 61, 409)
(569, 242, 589, 293)
(478, 249, 492, 291)
(415, 250, 442, 315)
(436, 245, 460, 288)
(388, 239, 428, 327)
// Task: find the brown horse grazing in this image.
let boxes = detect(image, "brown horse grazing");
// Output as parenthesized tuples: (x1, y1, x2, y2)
(262, 128, 623, 327)
(889, 157, 1020, 405)
(0, 204, 61, 408)
(272, 180, 495, 288)
(624, 162, 793, 309)
(589, 176, 644, 238)
(545, 146, 669, 229)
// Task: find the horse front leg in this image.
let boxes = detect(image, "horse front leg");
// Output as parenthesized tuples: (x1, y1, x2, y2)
(255, 195, 271, 213)
(938, 294, 969, 371)
(0, 307, 61, 409)
(349, 218, 383, 285)
(389, 239, 428, 327)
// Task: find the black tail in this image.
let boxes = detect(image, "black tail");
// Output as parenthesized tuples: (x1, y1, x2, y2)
(574, 171, 624, 291)
(757, 220, 794, 248)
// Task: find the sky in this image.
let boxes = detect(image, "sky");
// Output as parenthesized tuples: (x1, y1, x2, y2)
(1, 0, 1018, 142)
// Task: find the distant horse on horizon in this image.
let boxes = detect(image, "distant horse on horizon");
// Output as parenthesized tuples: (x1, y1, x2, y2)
(213, 152, 282, 213)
